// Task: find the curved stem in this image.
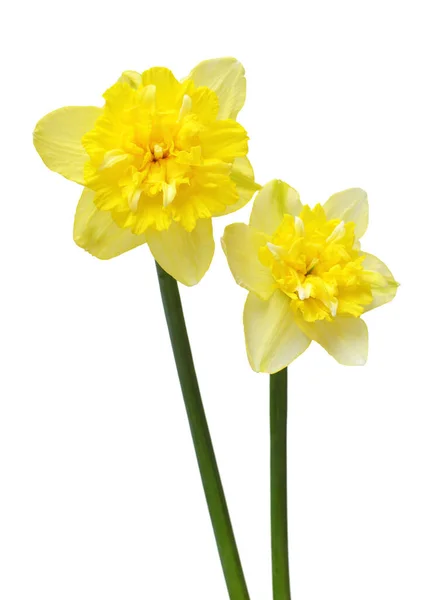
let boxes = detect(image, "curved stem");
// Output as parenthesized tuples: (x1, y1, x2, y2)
(270, 368, 291, 600)
(156, 262, 250, 600)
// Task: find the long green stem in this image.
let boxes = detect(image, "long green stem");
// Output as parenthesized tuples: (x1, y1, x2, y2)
(155, 262, 250, 600)
(270, 368, 291, 600)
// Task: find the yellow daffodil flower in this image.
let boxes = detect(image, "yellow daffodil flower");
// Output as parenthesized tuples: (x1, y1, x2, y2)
(222, 180, 398, 373)
(34, 58, 259, 285)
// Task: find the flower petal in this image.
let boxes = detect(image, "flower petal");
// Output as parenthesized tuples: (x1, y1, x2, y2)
(215, 157, 261, 216)
(298, 316, 368, 366)
(141, 67, 186, 110)
(200, 120, 248, 161)
(363, 253, 398, 311)
(249, 180, 302, 235)
(33, 106, 102, 185)
(244, 290, 311, 373)
(74, 188, 147, 259)
(323, 188, 368, 239)
(222, 223, 275, 300)
(186, 57, 246, 120)
(147, 219, 214, 286)
(118, 70, 142, 88)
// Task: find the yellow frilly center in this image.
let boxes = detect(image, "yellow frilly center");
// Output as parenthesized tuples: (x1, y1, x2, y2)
(82, 67, 249, 234)
(259, 204, 387, 322)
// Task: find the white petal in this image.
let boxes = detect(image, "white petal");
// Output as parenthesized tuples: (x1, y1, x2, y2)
(299, 316, 368, 366)
(74, 188, 147, 259)
(249, 180, 302, 235)
(363, 253, 398, 311)
(34, 106, 102, 185)
(222, 224, 275, 300)
(323, 188, 368, 239)
(215, 157, 261, 217)
(244, 291, 311, 373)
(118, 70, 142, 88)
(162, 181, 177, 207)
(186, 57, 246, 120)
(178, 94, 192, 121)
(147, 219, 214, 286)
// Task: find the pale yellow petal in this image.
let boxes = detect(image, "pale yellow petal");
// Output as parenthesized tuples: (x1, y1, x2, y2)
(215, 157, 261, 217)
(147, 219, 214, 286)
(33, 106, 102, 185)
(244, 290, 311, 373)
(222, 223, 275, 300)
(74, 188, 147, 259)
(298, 316, 368, 366)
(249, 180, 302, 235)
(323, 188, 368, 239)
(118, 70, 142, 88)
(186, 57, 246, 120)
(363, 253, 398, 311)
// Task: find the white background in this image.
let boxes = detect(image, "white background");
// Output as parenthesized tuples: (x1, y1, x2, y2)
(1, 1, 434, 599)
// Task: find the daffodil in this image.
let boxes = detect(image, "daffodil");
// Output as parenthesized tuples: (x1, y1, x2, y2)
(223, 180, 398, 373)
(34, 58, 259, 285)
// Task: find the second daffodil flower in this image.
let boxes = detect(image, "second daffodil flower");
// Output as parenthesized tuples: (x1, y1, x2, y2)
(33, 58, 259, 285)
(222, 180, 398, 373)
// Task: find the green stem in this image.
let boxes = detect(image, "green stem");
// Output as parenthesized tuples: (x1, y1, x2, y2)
(156, 262, 250, 600)
(270, 368, 291, 600)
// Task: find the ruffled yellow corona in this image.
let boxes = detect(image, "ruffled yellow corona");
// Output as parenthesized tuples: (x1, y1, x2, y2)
(222, 180, 398, 372)
(34, 58, 259, 285)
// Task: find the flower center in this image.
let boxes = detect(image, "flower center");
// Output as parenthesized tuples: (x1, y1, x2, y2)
(81, 68, 249, 235)
(152, 144, 167, 161)
(259, 204, 377, 322)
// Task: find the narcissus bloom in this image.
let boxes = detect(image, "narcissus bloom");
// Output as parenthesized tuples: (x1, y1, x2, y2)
(222, 180, 398, 373)
(34, 58, 259, 285)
